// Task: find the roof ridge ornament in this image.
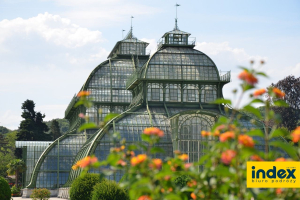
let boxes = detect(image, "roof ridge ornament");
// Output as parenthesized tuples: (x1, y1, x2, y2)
(174, 3, 180, 30)
(124, 16, 136, 40)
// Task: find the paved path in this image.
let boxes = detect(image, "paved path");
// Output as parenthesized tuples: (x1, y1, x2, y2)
(12, 197, 67, 200)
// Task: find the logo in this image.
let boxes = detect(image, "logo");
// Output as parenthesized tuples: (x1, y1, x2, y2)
(247, 162, 300, 188)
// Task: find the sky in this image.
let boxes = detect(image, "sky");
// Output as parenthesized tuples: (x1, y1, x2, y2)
(0, 0, 299, 130)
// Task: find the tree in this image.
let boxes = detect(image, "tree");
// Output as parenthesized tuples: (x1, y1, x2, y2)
(270, 75, 300, 131)
(0, 131, 16, 177)
(6, 159, 26, 186)
(50, 119, 61, 140)
(16, 100, 50, 141)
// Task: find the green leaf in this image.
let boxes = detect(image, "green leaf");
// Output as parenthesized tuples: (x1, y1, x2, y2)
(74, 100, 84, 108)
(150, 147, 165, 154)
(273, 100, 289, 107)
(269, 141, 298, 160)
(247, 129, 264, 137)
(78, 123, 98, 131)
(242, 84, 255, 92)
(212, 98, 232, 105)
(128, 144, 137, 151)
(269, 128, 290, 139)
(141, 134, 151, 143)
(256, 72, 268, 78)
(243, 105, 262, 119)
(164, 193, 182, 200)
(103, 113, 119, 123)
(249, 99, 264, 104)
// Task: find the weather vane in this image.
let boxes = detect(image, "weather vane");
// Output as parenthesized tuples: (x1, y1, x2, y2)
(175, 3, 180, 30)
(122, 29, 125, 39)
(131, 16, 134, 31)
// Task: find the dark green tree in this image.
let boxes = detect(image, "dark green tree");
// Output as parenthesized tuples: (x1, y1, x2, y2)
(50, 119, 61, 140)
(270, 75, 300, 131)
(16, 100, 50, 141)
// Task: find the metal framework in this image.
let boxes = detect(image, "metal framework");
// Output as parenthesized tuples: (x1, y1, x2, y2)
(21, 25, 265, 190)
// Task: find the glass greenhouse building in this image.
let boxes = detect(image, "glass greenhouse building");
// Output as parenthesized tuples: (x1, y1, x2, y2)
(19, 23, 264, 198)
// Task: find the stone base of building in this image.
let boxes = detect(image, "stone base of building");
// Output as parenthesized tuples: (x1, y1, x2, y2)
(58, 187, 70, 199)
(22, 188, 59, 198)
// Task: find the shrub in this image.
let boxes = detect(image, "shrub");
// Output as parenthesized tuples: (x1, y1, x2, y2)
(0, 176, 11, 200)
(11, 185, 21, 196)
(91, 180, 129, 200)
(30, 188, 50, 200)
(70, 173, 101, 200)
(174, 175, 191, 188)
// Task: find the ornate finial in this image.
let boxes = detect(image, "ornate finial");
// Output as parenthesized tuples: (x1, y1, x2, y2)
(131, 16, 134, 32)
(122, 30, 125, 39)
(174, 3, 180, 30)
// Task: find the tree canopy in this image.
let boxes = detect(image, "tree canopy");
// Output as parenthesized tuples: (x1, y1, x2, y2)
(270, 75, 300, 131)
(16, 100, 51, 141)
(6, 159, 26, 186)
(49, 119, 61, 140)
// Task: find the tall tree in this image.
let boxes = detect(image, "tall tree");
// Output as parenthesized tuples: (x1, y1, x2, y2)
(270, 75, 300, 131)
(6, 159, 26, 186)
(50, 119, 61, 140)
(16, 100, 50, 141)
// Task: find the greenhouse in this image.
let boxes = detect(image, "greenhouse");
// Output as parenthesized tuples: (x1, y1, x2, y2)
(18, 22, 265, 198)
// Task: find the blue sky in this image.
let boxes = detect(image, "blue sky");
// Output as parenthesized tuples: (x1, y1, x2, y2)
(0, 0, 300, 130)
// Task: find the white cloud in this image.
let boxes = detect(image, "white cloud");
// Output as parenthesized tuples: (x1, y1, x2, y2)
(140, 38, 157, 55)
(0, 12, 104, 48)
(195, 42, 267, 65)
(51, 0, 161, 27)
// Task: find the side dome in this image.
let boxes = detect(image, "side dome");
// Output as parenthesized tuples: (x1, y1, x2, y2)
(142, 47, 219, 81)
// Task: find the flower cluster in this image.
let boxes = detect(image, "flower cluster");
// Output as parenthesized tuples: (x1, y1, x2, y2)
(238, 70, 258, 85)
(131, 154, 147, 166)
(77, 91, 91, 97)
(72, 156, 98, 170)
(291, 126, 300, 143)
(143, 127, 164, 137)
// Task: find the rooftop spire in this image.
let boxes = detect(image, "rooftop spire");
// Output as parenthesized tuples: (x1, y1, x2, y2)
(174, 3, 180, 30)
(131, 16, 134, 32)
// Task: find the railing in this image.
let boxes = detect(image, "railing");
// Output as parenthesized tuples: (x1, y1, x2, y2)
(65, 95, 77, 117)
(126, 70, 140, 89)
(157, 37, 196, 49)
(219, 71, 231, 82)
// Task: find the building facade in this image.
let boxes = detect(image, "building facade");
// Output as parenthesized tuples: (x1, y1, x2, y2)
(19, 23, 264, 198)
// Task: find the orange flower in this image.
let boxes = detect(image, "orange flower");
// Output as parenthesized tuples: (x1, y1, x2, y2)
(178, 154, 189, 161)
(184, 163, 192, 170)
(253, 88, 266, 97)
(187, 180, 197, 187)
(238, 70, 258, 85)
(238, 135, 254, 148)
(77, 91, 91, 97)
(138, 195, 152, 200)
(275, 157, 286, 162)
(201, 130, 210, 137)
(273, 87, 285, 98)
(216, 124, 226, 131)
(174, 150, 181, 155)
(160, 188, 165, 193)
(117, 159, 126, 166)
(219, 131, 235, 142)
(164, 176, 171, 181)
(213, 130, 220, 137)
(276, 188, 282, 195)
(168, 188, 173, 192)
(131, 154, 147, 166)
(291, 126, 300, 143)
(221, 150, 236, 165)
(150, 158, 162, 169)
(191, 192, 197, 200)
(143, 127, 164, 137)
(251, 155, 264, 161)
(72, 156, 98, 169)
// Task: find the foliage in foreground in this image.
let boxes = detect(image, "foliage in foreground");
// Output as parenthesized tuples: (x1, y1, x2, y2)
(69, 173, 101, 200)
(73, 62, 300, 200)
(0, 176, 12, 200)
(91, 179, 129, 200)
(30, 188, 50, 200)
